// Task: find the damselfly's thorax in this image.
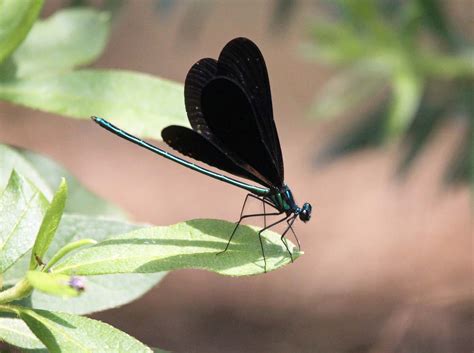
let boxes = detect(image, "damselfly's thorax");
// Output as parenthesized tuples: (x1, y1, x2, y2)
(267, 185, 312, 222)
(266, 185, 295, 213)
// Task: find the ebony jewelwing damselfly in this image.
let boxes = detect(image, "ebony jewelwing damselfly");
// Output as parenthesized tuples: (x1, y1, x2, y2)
(93, 37, 312, 272)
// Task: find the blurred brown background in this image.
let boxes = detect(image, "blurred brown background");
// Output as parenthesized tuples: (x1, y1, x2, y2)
(0, 1, 471, 352)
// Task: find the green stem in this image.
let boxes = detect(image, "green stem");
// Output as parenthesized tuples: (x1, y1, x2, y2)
(45, 238, 97, 272)
(0, 278, 32, 304)
(0, 303, 20, 315)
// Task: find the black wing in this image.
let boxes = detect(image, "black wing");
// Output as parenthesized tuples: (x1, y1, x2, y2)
(200, 77, 282, 187)
(184, 57, 276, 187)
(184, 58, 218, 137)
(175, 37, 283, 187)
(217, 37, 284, 182)
(162, 125, 265, 185)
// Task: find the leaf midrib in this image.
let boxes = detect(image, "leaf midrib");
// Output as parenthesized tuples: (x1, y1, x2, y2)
(55, 248, 219, 274)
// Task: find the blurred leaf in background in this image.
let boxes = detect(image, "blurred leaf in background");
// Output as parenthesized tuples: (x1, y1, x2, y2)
(0, 4, 188, 141)
(0, 144, 125, 216)
(11, 7, 110, 78)
(270, 0, 298, 33)
(0, 0, 44, 63)
(305, 0, 473, 187)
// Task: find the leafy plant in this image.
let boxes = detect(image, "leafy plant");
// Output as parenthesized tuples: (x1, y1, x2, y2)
(306, 0, 473, 186)
(0, 165, 296, 352)
(0, 3, 300, 352)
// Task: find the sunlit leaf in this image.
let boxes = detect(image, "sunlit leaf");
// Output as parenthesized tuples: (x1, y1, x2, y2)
(0, 70, 188, 140)
(7, 215, 165, 315)
(18, 307, 152, 353)
(53, 219, 301, 277)
(0, 317, 47, 352)
(29, 179, 67, 270)
(0, 170, 48, 273)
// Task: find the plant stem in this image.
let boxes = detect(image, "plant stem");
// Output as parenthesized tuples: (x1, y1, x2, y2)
(0, 303, 19, 315)
(45, 238, 97, 272)
(0, 278, 32, 304)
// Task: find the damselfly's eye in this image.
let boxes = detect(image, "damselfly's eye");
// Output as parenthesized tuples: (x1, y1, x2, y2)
(299, 203, 312, 222)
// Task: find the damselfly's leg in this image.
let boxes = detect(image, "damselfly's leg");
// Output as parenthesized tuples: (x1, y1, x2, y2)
(223, 193, 254, 254)
(239, 193, 252, 218)
(280, 215, 298, 262)
(217, 210, 282, 255)
(286, 217, 301, 250)
(263, 201, 266, 228)
(258, 215, 291, 273)
(217, 193, 281, 255)
(237, 194, 275, 218)
(258, 196, 279, 230)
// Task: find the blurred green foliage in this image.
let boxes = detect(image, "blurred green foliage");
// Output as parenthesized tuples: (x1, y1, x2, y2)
(0, 5, 188, 141)
(306, 0, 473, 186)
(65, 0, 299, 37)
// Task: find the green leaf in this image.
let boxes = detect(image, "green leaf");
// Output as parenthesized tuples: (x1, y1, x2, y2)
(306, 21, 366, 64)
(18, 307, 152, 353)
(12, 7, 110, 78)
(27, 271, 82, 297)
(29, 179, 67, 270)
(0, 69, 188, 140)
(19, 148, 125, 217)
(6, 215, 165, 315)
(0, 317, 47, 352)
(0, 145, 52, 199)
(53, 219, 301, 276)
(310, 66, 386, 120)
(0, 0, 44, 63)
(0, 144, 125, 217)
(0, 55, 17, 81)
(420, 51, 474, 79)
(0, 170, 48, 273)
(27, 272, 165, 315)
(386, 68, 424, 138)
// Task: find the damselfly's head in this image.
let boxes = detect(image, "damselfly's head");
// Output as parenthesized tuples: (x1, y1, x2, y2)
(299, 202, 312, 222)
